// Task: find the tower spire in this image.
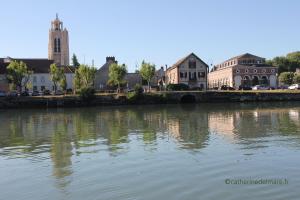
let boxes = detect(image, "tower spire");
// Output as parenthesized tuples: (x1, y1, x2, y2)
(56, 13, 58, 20)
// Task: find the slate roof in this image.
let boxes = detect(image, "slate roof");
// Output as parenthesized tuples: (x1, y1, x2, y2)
(0, 57, 54, 73)
(0, 57, 75, 74)
(221, 53, 265, 64)
(167, 53, 209, 71)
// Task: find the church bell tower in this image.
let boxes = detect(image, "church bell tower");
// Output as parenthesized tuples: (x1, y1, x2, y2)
(48, 14, 69, 66)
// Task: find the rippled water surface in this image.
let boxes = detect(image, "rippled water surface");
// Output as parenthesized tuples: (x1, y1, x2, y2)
(1, 103, 300, 200)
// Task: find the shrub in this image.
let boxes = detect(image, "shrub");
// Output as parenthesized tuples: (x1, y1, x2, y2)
(293, 73, 300, 84)
(79, 87, 95, 101)
(134, 84, 143, 94)
(127, 84, 144, 102)
(279, 72, 294, 85)
(166, 83, 189, 91)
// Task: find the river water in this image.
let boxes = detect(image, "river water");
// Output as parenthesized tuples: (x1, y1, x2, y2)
(0, 103, 300, 200)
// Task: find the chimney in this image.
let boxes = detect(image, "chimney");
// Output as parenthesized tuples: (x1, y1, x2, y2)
(106, 56, 115, 63)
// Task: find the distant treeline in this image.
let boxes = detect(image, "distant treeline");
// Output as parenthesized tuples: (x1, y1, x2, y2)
(267, 51, 300, 74)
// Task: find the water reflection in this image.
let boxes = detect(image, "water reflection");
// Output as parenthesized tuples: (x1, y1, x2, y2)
(1, 103, 300, 192)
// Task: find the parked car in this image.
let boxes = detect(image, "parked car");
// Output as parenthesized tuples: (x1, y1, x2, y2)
(278, 85, 289, 89)
(238, 85, 252, 90)
(288, 84, 300, 90)
(66, 88, 73, 94)
(252, 85, 270, 90)
(52, 90, 64, 95)
(43, 90, 51, 95)
(0, 90, 6, 97)
(31, 91, 40, 96)
(21, 91, 29, 96)
(220, 85, 235, 90)
(7, 91, 19, 97)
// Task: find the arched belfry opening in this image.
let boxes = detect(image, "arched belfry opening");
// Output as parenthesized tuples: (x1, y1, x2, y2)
(48, 14, 69, 66)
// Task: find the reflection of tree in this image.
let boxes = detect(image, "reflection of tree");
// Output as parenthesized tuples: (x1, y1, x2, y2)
(278, 112, 300, 135)
(50, 120, 73, 190)
(165, 105, 210, 150)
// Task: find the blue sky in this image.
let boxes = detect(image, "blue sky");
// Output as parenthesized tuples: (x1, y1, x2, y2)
(1, 0, 299, 72)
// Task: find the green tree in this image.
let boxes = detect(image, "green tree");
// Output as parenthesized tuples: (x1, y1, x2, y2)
(6, 60, 32, 92)
(59, 74, 67, 91)
(108, 63, 127, 93)
(139, 61, 156, 92)
(293, 73, 300, 84)
(268, 51, 300, 73)
(74, 64, 97, 91)
(279, 72, 294, 85)
(72, 54, 80, 67)
(286, 51, 300, 62)
(50, 64, 65, 92)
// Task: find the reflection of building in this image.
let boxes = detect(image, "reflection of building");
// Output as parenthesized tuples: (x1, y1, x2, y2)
(289, 109, 300, 123)
(165, 110, 209, 149)
(208, 113, 236, 139)
(166, 53, 209, 89)
(208, 53, 278, 89)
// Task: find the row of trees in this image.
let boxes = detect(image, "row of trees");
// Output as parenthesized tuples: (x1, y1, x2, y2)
(108, 61, 156, 92)
(5, 56, 157, 94)
(267, 51, 300, 73)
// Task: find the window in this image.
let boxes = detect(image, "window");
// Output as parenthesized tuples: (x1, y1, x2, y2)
(185, 72, 187, 78)
(262, 69, 266, 73)
(189, 72, 197, 80)
(57, 38, 61, 53)
(180, 72, 184, 78)
(198, 72, 205, 78)
(41, 86, 45, 91)
(236, 69, 240, 73)
(271, 69, 275, 73)
(54, 38, 57, 52)
(245, 69, 249, 73)
(33, 76, 37, 83)
(33, 86, 37, 91)
(189, 59, 196, 68)
(41, 76, 45, 83)
(254, 69, 257, 73)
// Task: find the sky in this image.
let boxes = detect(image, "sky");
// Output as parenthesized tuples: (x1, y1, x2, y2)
(1, 0, 299, 72)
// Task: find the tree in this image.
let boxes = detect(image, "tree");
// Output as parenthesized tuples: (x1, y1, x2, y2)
(286, 51, 300, 62)
(72, 54, 80, 67)
(139, 61, 156, 92)
(268, 51, 300, 73)
(279, 72, 294, 85)
(59, 74, 67, 91)
(293, 73, 300, 84)
(74, 64, 97, 91)
(50, 64, 65, 92)
(108, 63, 127, 93)
(6, 60, 32, 92)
